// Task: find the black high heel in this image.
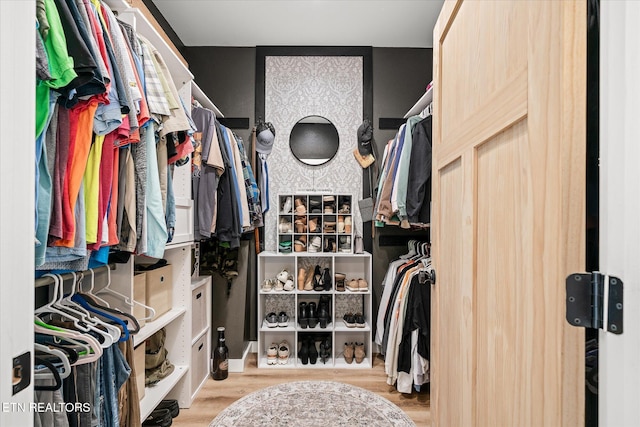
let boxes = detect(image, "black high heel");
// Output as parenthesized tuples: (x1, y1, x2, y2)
(299, 337, 309, 365)
(319, 337, 331, 364)
(308, 337, 318, 364)
(307, 302, 318, 328)
(313, 265, 324, 291)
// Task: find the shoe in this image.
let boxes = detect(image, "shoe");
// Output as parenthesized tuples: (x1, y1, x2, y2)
(323, 238, 336, 253)
(267, 343, 278, 365)
(339, 236, 351, 253)
(324, 206, 334, 214)
(354, 342, 365, 364)
(295, 216, 307, 233)
(323, 221, 336, 233)
(298, 268, 306, 290)
(307, 302, 318, 328)
(143, 408, 172, 426)
(313, 265, 324, 291)
(309, 198, 321, 207)
(277, 269, 289, 284)
(303, 267, 315, 291)
(319, 338, 331, 364)
(278, 340, 290, 365)
(261, 279, 273, 292)
(346, 279, 359, 292)
(318, 304, 330, 329)
(266, 312, 278, 328)
(357, 278, 369, 292)
(308, 217, 318, 233)
(279, 240, 292, 253)
(298, 302, 308, 328)
(294, 239, 306, 252)
(343, 312, 356, 328)
(281, 196, 292, 214)
(344, 216, 352, 233)
(278, 311, 289, 327)
(308, 236, 322, 253)
(337, 216, 345, 233)
(299, 337, 309, 365)
(344, 342, 355, 364)
(295, 198, 306, 214)
(278, 217, 292, 233)
(156, 399, 179, 418)
(284, 278, 295, 291)
(274, 279, 284, 291)
(335, 273, 346, 292)
(338, 203, 351, 214)
(322, 268, 332, 291)
(308, 337, 318, 364)
(354, 312, 365, 328)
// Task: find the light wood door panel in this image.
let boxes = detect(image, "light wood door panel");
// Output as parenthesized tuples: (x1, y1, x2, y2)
(432, 1, 586, 426)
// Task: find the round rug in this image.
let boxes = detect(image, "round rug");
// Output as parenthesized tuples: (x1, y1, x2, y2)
(209, 380, 416, 427)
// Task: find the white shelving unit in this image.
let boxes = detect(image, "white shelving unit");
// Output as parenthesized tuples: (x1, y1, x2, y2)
(257, 251, 372, 369)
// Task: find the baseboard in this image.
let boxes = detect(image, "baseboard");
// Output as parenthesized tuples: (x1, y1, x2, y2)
(228, 341, 254, 373)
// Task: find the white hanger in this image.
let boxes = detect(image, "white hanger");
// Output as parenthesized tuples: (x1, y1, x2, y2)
(419, 102, 433, 118)
(35, 318, 103, 363)
(96, 268, 156, 320)
(34, 343, 72, 380)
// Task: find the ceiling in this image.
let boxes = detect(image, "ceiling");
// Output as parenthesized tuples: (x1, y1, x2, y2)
(151, 0, 445, 48)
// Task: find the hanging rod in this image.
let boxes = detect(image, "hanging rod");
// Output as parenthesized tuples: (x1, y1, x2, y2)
(34, 265, 113, 289)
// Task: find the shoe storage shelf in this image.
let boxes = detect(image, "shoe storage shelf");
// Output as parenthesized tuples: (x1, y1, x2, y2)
(257, 251, 372, 369)
(277, 194, 354, 254)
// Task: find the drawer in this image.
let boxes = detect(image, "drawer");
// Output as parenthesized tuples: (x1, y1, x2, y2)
(144, 265, 173, 319)
(191, 283, 209, 337)
(133, 272, 146, 327)
(190, 333, 209, 397)
(133, 342, 146, 399)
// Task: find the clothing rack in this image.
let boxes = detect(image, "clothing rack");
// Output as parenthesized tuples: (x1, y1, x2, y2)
(34, 265, 112, 288)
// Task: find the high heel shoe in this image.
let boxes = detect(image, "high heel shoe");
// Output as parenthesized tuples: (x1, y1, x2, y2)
(313, 265, 324, 292)
(319, 338, 331, 364)
(308, 337, 318, 364)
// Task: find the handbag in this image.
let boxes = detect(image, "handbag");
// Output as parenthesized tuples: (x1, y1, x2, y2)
(358, 167, 375, 222)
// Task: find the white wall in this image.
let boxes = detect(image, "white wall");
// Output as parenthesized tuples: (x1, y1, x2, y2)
(264, 56, 364, 251)
(0, 1, 35, 425)
(599, 1, 640, 425)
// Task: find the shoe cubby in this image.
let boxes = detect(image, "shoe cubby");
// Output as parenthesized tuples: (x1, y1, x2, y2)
(257, 251, 371, 369)
(278, 193, 353, 254)
(334, 331, 371, 368)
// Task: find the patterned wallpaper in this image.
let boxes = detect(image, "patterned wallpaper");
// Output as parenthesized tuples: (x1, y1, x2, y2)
(264, 56, 364, 251)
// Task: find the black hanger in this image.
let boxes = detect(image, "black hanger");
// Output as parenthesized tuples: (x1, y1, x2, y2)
(33, 358, 62, 391)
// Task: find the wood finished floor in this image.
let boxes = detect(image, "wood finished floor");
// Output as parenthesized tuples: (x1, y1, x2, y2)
(171, 353, 430, 426)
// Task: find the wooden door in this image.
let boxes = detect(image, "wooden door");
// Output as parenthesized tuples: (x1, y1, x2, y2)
(431, 1, 586, 426)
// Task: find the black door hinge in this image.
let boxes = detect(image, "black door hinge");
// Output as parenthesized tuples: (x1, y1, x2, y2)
(566, 272, 623, 334)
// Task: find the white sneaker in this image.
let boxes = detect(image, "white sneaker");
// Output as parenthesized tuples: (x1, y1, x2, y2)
(283, 279, 295, 291)
(277, 269, 289, 284)
(267, 343, 278, 365)
(278, 340, 290, 365)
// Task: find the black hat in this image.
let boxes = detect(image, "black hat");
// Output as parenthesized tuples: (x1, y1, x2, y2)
(357, 119, 373, 156)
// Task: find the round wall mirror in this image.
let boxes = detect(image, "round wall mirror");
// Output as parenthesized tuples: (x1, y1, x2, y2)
(289, 115, 339, 166)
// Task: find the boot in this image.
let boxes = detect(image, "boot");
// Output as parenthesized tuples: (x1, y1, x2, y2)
(307, 302, 318, 328)
(322, 267, 332, 291)
(308, 337, 318, 365)
(318, 295, 331, 325)
(298, 302, 308, 328)
(304, 267, 315, 291)
(299, 337, 309, 365)
(354, 342, 365, 364)
(344, 342, 355, 364)
(297, 268, 306, 290)
(318, 303, 330, 329)
(319, 337, 331, 364)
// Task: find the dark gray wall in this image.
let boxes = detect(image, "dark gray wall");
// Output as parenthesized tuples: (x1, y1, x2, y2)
(183, 46, 432, 345)
(183, 47, 256, 146)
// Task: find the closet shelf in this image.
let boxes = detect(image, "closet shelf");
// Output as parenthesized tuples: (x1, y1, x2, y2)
(191, 81, 224, 118)
(140, 365, 189, 420)
(333, 358, 372, 369)
(116, 8, 193, 87)
(134, 307, 186, 347)
(164, 240, 194, 251)
(404, 84, 433, 118)
(334, 323, 372, 332)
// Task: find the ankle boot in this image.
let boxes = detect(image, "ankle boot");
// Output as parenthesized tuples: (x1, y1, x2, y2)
(322, 267, 332, 291)
(298, 302, 308, 328)
(299, 337, 309, 365)
(318, 304, 330, 329)
(354, 342, 365, 364)
(308, 337, 318, 364)
(318, 295, 331, 326)
(344, 342, 355, 364)
(307, 302, 318, 328)
(319, 338, 331, 364)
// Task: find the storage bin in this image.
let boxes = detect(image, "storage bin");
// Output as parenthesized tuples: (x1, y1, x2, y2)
(144, 264, 173, 319)
(191, 284, 208, 337)
(190, 333, 209, 397)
